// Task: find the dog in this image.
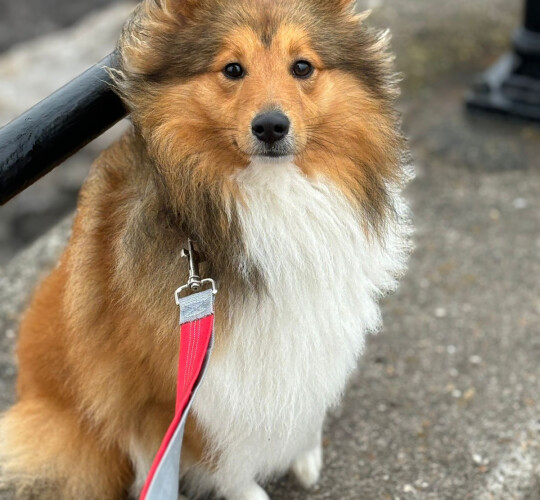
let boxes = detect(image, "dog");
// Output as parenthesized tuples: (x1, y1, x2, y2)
(0, 0, 412, 498)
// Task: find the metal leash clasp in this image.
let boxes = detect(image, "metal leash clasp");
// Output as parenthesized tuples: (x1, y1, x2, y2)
(175, 239, 217, 305)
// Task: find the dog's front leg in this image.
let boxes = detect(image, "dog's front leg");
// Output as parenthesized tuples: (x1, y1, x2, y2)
(125, 404, 176, 499)
(290, 428, 324, 490)
(226, 482, 270, 500)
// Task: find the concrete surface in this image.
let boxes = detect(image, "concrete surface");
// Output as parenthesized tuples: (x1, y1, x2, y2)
(1, 0, 540, 499)
(0, 0, 123, 52)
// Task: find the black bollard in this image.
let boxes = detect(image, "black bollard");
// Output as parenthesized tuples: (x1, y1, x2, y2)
(524, 0, 540, 33)
(466, 0, 540, 122)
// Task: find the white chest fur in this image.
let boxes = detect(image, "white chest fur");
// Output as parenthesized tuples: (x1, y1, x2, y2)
(188, 159, 410, 496)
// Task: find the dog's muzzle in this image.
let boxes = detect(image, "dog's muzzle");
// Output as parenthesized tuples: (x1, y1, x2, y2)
(251, 111, 294, 157)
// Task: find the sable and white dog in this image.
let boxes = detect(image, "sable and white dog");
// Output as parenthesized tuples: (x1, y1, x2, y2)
(0, 0, 412, 499)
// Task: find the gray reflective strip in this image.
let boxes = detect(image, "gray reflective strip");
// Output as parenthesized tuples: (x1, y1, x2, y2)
(179, 288, 214, 324)
(144, 344, 214, 500)
(144, 405, 189, 500)
(144, 289, 215, 500)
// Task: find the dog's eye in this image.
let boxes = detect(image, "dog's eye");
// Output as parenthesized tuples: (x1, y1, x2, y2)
(223, 63, 245, 79)
(292, 60, 314, 79)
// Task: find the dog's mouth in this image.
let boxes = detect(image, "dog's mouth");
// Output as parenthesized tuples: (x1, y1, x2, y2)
(248, 136, 297, 159)
(258, 149, 291, 158)
(233, 131, 298, 160)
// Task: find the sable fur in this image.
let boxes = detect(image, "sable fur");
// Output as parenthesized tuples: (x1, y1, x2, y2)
(0, 0, 411, 498)
(113, 0, 406, 236)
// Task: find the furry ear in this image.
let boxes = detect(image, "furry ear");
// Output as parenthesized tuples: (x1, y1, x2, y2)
(353, 9, 372, 22)
(116, 0, 204, 79)
(316, 0, 367, 17)
(158, 0, 200, 19)
(337, 0, 356, 9)
(329, 0, 358, 14)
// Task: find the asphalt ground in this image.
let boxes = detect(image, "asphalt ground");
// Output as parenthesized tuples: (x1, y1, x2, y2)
(1, 0, 540, 499)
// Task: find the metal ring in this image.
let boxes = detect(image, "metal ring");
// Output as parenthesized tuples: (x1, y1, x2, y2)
(175, 278, 218, 305)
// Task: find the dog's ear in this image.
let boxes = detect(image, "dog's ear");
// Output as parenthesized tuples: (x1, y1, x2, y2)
(337, 2, 373, 25)
(336, 0, 356, 11)
(316, 0, 370, 19)
(321, 0, 357, 14)
(158, 0, 201, 20)
(353, 9, 372, 22)
(117, 0, 202, 79)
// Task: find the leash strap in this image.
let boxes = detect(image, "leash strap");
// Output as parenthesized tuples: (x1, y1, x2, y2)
(139, 288, 215, 500)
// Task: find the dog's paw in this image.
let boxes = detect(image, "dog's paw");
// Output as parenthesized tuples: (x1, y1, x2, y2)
(227, 482, 270, 500)
(290, 443, 323, 489)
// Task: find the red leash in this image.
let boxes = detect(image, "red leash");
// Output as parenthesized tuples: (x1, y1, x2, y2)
(140, 241, 217, 500)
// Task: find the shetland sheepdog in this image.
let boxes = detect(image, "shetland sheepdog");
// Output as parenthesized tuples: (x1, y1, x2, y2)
(0, 0, 412, 498)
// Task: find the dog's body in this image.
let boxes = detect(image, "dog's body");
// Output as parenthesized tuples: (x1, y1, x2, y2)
(0, 1, 411, 499)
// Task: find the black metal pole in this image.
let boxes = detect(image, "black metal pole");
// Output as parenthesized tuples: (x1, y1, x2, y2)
(466, 0, 540, 122)
(514, 0, 540, 62)
(0, 52, 127, 205)
(524, 0, 540, 33)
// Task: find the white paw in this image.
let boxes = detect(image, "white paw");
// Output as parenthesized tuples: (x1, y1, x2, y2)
(291, 443, 323, 489)
(228, 482, 270, 500)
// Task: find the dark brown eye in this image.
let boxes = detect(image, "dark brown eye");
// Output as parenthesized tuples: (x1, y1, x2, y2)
(292, 60, 314, 79)
(223, 63, 245, 79)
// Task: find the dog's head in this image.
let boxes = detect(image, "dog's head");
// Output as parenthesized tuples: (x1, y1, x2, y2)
(114, 0, 406, 228)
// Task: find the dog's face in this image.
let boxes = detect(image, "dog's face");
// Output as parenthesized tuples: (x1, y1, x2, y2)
(208, 23, 324, 160)
(115, 0, 405, 228)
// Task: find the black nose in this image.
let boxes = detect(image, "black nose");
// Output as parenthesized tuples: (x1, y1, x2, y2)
(251, 112, 290, 145)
